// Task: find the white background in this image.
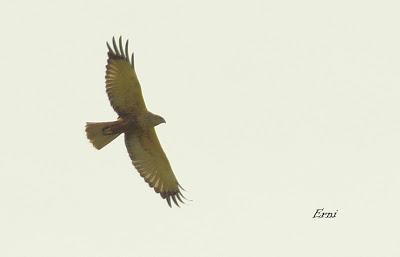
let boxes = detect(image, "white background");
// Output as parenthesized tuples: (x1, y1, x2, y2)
(1, 0, 399, 256)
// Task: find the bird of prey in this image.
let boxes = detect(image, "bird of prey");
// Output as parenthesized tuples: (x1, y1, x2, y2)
(85, 36, 185, 207)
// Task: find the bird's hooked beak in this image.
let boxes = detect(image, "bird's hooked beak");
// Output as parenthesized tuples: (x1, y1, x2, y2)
(156, 115, 166, 126)
(150, 113, 166, 127)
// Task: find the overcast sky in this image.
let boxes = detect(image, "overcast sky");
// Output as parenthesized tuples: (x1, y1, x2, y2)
(1, 0, 400, 256)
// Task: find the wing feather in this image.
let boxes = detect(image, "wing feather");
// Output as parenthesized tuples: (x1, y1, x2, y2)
(125, 129, 185, 207)
(105, 36, 147, 115)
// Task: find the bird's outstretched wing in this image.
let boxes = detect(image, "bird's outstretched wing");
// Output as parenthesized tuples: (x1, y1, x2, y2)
(105, 36, 147, 115)
(125, 129, 185, 207)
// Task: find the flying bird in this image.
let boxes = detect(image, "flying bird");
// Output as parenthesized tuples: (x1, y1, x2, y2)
(85, 36, 185, 207)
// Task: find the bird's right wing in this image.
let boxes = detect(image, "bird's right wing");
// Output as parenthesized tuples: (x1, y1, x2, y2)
(125, 129, 185, 207)
(105, 37, 147, 115)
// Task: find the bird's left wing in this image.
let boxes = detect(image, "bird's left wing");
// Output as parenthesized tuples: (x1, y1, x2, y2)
(105, 37, 147, 116)
(125, 129, 185, 207)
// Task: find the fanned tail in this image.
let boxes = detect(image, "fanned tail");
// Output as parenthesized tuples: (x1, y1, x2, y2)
(85, 121, 122, 150)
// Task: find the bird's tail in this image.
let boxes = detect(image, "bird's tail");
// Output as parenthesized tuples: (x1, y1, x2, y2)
(85, 121, 122, 150)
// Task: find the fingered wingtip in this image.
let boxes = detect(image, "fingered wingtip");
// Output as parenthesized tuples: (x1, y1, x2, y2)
(171, 195, 180, 207)
(125, 40, 129, 61)
(112, 36, 120, 55)
(118, 36, 124, 57)
(166, 196, 172, 207)
(107, 36, 134, 66)
(162, 188, 190, 208)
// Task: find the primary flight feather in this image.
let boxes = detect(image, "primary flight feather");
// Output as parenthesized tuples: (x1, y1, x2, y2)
(85, 36, 185, 207)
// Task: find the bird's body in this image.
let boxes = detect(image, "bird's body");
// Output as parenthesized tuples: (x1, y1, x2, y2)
(102, 112, 164, 135)
(85, 37, 185, 207)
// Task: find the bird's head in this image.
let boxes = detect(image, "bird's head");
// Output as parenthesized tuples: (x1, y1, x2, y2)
(150, 113, 166, 127)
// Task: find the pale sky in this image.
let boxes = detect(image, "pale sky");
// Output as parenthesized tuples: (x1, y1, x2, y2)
(1, 0, 400, 256)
